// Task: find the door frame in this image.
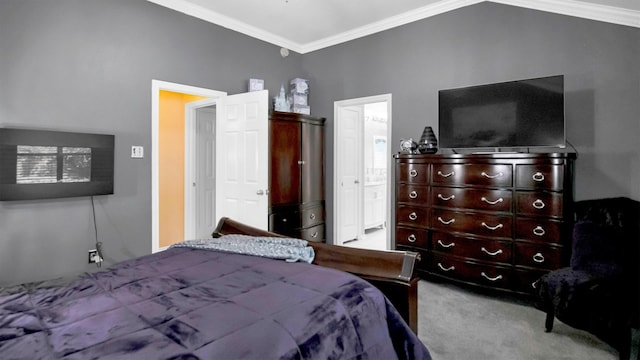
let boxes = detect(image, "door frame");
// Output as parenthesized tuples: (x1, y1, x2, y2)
(151, 79, 226, 253)
(333, 94, 392, 249)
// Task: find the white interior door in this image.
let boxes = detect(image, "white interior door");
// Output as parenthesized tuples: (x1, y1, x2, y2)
(335, 105, 363, 245)
(216, 90, 269, 229)
(195, 106, 216, 238)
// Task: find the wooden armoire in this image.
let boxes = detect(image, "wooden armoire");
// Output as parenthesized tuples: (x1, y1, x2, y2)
(268, 111, 326, 242)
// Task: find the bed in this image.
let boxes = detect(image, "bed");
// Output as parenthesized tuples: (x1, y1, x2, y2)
(0, 217, 430, 359)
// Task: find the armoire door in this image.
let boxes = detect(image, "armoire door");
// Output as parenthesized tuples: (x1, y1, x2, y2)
(269, 119, 301, 206)
(301, 121, 324, 203)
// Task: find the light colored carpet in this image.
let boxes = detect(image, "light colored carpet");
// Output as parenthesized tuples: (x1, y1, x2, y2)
(417, 279, 638, 360)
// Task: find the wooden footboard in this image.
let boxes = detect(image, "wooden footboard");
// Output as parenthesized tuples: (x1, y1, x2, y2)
(213, 217, 421, 333)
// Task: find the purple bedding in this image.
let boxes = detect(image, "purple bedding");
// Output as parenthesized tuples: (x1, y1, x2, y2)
(0, 246, 430, 359)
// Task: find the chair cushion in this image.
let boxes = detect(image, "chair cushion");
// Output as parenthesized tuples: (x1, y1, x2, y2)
(570, 221, 623, 278)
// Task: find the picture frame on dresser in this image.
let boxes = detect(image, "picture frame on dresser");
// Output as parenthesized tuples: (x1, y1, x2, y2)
(393, 152, 576, 295)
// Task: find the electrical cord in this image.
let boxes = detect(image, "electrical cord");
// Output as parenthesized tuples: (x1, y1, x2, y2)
(91, 196, 103, 268)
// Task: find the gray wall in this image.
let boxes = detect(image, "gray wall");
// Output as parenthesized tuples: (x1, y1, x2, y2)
(0, 0, 303, 285)
(302, 2, 640, 239)
(1, 1, 638, 284)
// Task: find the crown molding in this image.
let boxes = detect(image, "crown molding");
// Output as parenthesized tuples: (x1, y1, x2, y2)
(148, 0, 640, 55)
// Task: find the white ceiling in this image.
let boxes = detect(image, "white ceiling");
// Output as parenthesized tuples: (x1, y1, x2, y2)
(148, 0, 640, 54)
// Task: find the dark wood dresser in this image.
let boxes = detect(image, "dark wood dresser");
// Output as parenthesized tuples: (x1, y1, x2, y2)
(268, 112, 326, 242)
(394, 152, 576, 294)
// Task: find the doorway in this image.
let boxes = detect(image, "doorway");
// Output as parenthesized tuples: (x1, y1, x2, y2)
(333, 94, 392, 251)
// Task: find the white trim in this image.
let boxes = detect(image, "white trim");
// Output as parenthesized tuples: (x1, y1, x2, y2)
(151, 79, 226, 254)
(147, 0, 639, 55)
(333, 94, 392, 249)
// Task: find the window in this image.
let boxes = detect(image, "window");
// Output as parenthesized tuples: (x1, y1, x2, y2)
(17, 146, 92, 184)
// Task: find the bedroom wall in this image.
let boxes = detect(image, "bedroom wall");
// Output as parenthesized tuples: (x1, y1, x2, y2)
(0, 0, 304, 285)
(302, 2, 640, 241)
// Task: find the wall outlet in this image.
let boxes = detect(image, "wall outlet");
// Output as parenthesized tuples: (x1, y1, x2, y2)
(88, 249, 102, 264)
(131, 146, 144, 158)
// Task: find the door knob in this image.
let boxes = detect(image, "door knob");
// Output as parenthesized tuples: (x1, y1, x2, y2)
(256, 190, 264, 195)
(354, 180, 360, 184)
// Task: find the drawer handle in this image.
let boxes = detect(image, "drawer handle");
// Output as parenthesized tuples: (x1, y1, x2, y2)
(481, 247, 503, 256)
(281, 218, 287, 222)
(532, 172, 545, 182)
(481, 196, 503, 205)
(409, 191, 418, 199)
(437, 240, 455, 248)
(437, 170, 455, 178)
(532, 199, 546, 209)
(409, 169, 418, 177)
(311, 232, 318, 238)
(533, 226, 546, 236)
(481, 222, 503, 231)
(408, 212, 418, 221)
(481, 171, 504, 179)
(437, 263, 455, 272)
(437, 216, 455, 225)
(533, 252, 545, 263)
(438, 194, 455, 201)
(481, 272, 503, 282)
(309, 213, 316, 220)
(408, 234, 417, 243)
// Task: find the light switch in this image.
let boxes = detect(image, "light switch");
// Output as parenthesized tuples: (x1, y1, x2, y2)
(131, 146, 144, 158)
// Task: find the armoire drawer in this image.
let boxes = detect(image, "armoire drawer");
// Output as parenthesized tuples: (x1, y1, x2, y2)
(299, 224, 324, 242)
(431, 210, 513, 238)
(432, 163, 513, 187)
(431, 186, 512, 212)
(430, 254, 512, 290)
(514, 242, 563, 270)
(430, 231, 512, 264)
(301, 205, 324, 228)
(398, 163, 429, 184)
(397, 184, 429, 204)
(396, 226, 428, 248)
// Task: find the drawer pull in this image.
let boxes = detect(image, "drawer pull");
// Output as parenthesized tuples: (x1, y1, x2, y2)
(437, 240, 455, 248)
(437, 216, 455, 225)
(437, 263, 455, 272)
(533, 226, 546, 236)
(438, 194, 455, 201)
(409, 191, 418, 199)
(408, 234, 417, 243)
(409, 169, 418, 177)
(408, 212, 418, 221)
(532, 172, 545, 182)
(481, 272, 503, 282)
(481, 247, 503, 256)
(282, 218, 287, 222)
(437, 170, 455, 178)
(481, 196, 503, 205)
(533, 252, 545, 263)
(309, 213, 316, 220)
(481, 171, 504, 179)
(532, 199, 546, 209)
(481, 222, 503, 231)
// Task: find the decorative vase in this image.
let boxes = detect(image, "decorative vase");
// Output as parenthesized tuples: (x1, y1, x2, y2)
(418, 126, 438, 154)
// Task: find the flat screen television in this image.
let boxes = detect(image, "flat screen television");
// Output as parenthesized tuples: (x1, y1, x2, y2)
(438, 75, 565, 151)
(0, 128, 114, 201)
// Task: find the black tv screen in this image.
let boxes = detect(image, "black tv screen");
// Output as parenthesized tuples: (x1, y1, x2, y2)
(0, 128, 114, 201)
(438, 75, 565, 150)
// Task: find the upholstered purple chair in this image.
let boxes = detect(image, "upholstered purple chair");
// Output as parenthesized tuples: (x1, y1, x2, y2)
(534, 197, 639, 360)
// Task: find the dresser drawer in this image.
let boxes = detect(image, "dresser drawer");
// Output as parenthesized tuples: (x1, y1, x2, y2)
(431, 231, 512, 264)
(516, 164, 564, 191)
(396, 205, 428, 228)
(397, 184, 429, 204)
(513, 268, 549, 294)
(514, 242, 563, 270)
(515, 218, 563, 244)
(432, 163, 512, 187)
(396, 226, 428, 248)
(517, 192, 564, 218)
(431, 254, 512, 290)
(432, 210, 513, 238)
(432, 186, 512, 212)
(398, 163, 428, 184)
